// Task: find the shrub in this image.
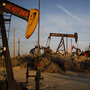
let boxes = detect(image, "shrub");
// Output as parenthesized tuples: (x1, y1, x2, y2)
(39, 56, 62, 73)
(0, 53, 90, 74)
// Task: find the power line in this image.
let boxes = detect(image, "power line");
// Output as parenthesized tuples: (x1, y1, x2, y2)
(78, 40, 90, 41)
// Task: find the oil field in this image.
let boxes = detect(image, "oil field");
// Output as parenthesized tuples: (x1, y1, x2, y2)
(0, 0, 90, 90)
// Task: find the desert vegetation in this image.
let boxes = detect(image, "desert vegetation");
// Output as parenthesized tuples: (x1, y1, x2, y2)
(0, 54, 90, 74)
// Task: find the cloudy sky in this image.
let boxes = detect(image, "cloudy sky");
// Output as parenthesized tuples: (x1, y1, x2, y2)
(3, 0, 90, 57)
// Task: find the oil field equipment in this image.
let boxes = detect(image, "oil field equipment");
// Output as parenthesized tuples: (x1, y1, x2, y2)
(46, 32, 78, 54)
(72, 45, 82, 56)
(84, 43, 90, 57)
(0, 0, 42, 90)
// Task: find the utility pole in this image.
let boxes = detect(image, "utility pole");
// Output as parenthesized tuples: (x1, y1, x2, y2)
(35, 0, 41, 90)
(18, 38, 20, 56)
(38, 0, 40, 56)
(13, 27, 15, 57)
(71, 39, 72, 55)
(66, 37, 68, 53)
(36, 41, 37, 46)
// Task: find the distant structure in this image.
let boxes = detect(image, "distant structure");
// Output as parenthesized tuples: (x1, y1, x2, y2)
(18, 38, 20, 57)
(85, 43, 90, 51)
(13, 27, 15, 58)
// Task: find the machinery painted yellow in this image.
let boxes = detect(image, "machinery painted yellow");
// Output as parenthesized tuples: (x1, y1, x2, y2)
(25, 9, 39, 39)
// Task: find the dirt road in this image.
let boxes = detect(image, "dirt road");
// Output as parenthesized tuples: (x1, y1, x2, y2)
(0, 67, 90, 90)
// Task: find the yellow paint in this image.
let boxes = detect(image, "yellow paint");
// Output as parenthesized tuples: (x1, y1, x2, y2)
(25, 9, 39, 39)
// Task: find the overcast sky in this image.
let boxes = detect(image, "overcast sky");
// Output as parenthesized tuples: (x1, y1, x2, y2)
(4, 0, 90, 57)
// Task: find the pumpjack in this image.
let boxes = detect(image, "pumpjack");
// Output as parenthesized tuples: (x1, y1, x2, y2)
(0, 0, 42, 90)
(72, 45, 82, 56)
(84, 43, 90, 57)
(46, 32, 78, 54)
(72, 43, 90, 57)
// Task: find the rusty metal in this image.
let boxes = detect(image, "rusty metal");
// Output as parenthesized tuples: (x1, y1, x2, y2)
(4, 14, 12, 40)
(46, 32, 78, 54)
(41, 46, 52, 54)
(56, 37, 65, 54)
(46, 36, 51, 47)
(38, 0, 40, 57)
(0, 0, 30, 21)
(0, 14, 22, 90)
(26, 57, 43, 90)
(49, 32, 78, 43)
(0, 0, 42, 89)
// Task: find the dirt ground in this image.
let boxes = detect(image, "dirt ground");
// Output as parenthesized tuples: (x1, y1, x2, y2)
(0, 66, 90, 90)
